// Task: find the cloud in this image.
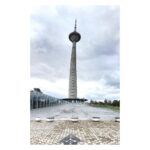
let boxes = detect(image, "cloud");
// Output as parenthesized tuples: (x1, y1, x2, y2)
(30, 5, 120, 100)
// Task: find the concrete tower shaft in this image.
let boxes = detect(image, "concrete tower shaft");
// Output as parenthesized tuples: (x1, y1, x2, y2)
(69, 42, 77, 98)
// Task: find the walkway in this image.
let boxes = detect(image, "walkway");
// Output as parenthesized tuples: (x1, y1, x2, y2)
(30, 103, 119, 120)
(30, 120, 120, 145)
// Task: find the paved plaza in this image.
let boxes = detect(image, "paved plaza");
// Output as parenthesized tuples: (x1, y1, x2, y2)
(30, 120, 120, 145)
(30, 103, 119, 120)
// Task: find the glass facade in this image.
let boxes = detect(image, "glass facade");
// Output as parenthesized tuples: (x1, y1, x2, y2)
(30, 90, 61, 109)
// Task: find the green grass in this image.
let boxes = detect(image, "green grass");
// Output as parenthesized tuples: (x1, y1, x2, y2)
(88, 104, 120, 112)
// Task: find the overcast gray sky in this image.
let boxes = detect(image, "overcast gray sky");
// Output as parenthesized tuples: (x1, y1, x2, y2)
(30, 5, 120, 100)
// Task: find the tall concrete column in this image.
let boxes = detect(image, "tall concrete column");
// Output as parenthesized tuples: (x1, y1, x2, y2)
(69, 42, 77, 98)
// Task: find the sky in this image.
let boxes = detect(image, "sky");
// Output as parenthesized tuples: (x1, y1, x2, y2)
(30, 5, 120, 100)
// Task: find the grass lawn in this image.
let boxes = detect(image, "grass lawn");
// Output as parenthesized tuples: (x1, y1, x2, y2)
(88, 104, 120, 112)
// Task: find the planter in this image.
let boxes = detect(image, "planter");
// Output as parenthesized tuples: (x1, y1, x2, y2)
(91, 117, 100, 122)
(71, 117, 79, 122)
(46, 117, 54, 122)
(35, 117, 41, 122)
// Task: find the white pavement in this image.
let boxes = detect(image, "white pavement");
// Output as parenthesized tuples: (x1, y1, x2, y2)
(30, 103, 119, 120)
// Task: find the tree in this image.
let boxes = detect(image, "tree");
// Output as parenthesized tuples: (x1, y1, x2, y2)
(104, 99, 108, 104)
(108, 100, 112, 105)
(99, 101, 104, 105)
(90, 100, 94, 104)
(112, 100, 120, 106)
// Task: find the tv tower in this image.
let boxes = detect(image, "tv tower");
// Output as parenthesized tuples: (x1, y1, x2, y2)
(68, 20, 81, 99)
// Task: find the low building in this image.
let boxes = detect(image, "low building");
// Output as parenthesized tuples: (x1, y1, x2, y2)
(30, 88, 61, 109)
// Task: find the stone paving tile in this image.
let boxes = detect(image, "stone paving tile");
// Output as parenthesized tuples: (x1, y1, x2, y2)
(30, 120, 120, 145)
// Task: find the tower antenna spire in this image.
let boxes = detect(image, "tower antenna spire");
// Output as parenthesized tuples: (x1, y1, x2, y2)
(74, 19, 77, 31)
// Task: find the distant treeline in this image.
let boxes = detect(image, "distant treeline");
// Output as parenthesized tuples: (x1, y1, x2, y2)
(90, 99, 120, 107)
